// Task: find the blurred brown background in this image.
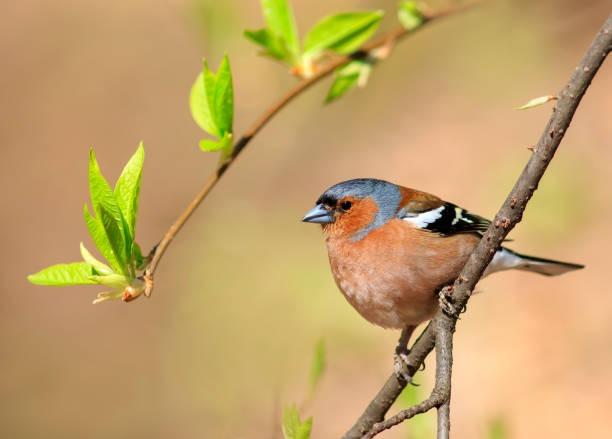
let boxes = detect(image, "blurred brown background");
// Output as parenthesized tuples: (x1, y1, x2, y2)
(2, 0, 611, 438)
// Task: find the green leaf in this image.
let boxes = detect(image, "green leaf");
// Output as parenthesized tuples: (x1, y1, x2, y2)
(261, 0, 300, 61)
(199, 132, 233, 153)
(325, 60, 371, 103)
(87, 150, 132, 274)
(303, 11, 383, 57)
(99, 203, 128, 274)
(88, 149, 123, 227)
(114, 142, 145, 237)
(326, 71, 359, 102)
(210, 56, 234, 136)
(28, 262, 96, 286)
(83, 204, 123, 275)
(244, 28, 288, 60)
(89, 274, 130, 289)
(190, 56, 234, 145)
(282, 405, 313, 439)
(88, 149, 131, 260)
(190, 71, 218, 137)
(308, 338, 326, 394)
(80, 242, 113, 275)
(398, 1, 425, 31)
(516, 95, 557, 110)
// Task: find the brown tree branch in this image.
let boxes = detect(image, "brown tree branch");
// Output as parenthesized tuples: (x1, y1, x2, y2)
(140, 4, 477, 297)
(346, 13, 612, 439)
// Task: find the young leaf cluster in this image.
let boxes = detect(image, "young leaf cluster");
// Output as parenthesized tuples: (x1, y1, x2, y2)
(190, 55, 234, 156)
(243, 0, 426, 103)
(28, 144, 146, 304)
(189, 0, 426, 153)
(244, 0, 387, 100)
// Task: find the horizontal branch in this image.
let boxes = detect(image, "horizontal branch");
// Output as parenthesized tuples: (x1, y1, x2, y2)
(141, 3, 477, 297)
(346, 13, 612, 439)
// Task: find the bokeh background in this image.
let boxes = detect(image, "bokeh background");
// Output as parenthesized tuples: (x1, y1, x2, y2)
(2, 0, 611, 438)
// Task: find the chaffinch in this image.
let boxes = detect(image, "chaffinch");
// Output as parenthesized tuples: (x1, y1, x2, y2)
(303, 178, 584, 336)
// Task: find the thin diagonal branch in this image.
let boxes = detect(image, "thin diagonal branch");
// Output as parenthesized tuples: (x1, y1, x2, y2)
(347, 13, 612, 439)
(141, 4, 477, 297)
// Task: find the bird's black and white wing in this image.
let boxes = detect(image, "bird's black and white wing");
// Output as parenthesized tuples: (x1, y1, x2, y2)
(398, 202, 491, 236)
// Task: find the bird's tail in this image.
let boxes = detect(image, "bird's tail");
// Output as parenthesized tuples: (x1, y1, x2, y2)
(485, 247, 584, 277)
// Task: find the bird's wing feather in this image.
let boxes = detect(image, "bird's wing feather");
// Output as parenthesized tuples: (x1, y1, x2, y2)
(397, 195, 491, 236)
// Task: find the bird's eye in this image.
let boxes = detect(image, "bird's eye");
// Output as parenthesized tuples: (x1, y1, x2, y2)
(340, 201, 352, 211)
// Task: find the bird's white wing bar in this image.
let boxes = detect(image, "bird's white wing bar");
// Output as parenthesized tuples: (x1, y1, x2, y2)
(401, 206, 445, 227)
(399, 202, 491, 236)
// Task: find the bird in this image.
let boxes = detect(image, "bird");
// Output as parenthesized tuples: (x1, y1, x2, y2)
(302, 178, 583, 370)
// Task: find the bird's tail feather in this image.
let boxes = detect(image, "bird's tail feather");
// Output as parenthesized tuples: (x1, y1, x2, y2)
(486, 247, 584, 277)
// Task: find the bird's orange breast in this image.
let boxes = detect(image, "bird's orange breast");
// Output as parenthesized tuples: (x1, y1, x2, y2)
(324, 219, 479, 329)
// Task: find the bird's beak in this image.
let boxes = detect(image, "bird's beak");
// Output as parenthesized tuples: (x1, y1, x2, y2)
(302, 204, 334, 224)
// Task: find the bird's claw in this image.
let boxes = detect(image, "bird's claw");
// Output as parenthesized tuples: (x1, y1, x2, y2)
(393, 351, 412, 383)
(438, 287, 462, 319)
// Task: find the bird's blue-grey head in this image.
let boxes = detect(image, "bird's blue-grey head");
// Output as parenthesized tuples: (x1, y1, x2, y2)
(302, 178, 402, 240)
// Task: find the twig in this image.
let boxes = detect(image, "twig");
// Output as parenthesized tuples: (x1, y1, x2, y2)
(141, 4, 477, 297)
(347, 13, 612, 439)
(364, 316, 454, 438)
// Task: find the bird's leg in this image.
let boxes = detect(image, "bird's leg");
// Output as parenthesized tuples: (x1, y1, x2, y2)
(393, 325, 416, 382)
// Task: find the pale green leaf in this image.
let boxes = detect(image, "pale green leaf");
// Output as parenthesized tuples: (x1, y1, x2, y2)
(79, 242, 113, 275)
(190, 57, 234, 143)
(99, 204, 128, 275)
(308, 338, 326, 393)
(114, 142, 145, 237)
(88, 149, 132, 266)
(190, 71, 219, 137)
(244, 28, 288, 60)
(303, 11, 383, 57)
(262, 0, 300, 60)
(398, 1, 424, 31)
(516, 95, 558, 110)
(282, 405, 313, 439)
(326, 72, 359, 102)
(28, 262, 96, 286)
(89, 274, 130, 289)
(88, 149, 122, 226)
(83, 204, 123, 274)
(325, 60, 371, 102)
(211, 55, 234, 136)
